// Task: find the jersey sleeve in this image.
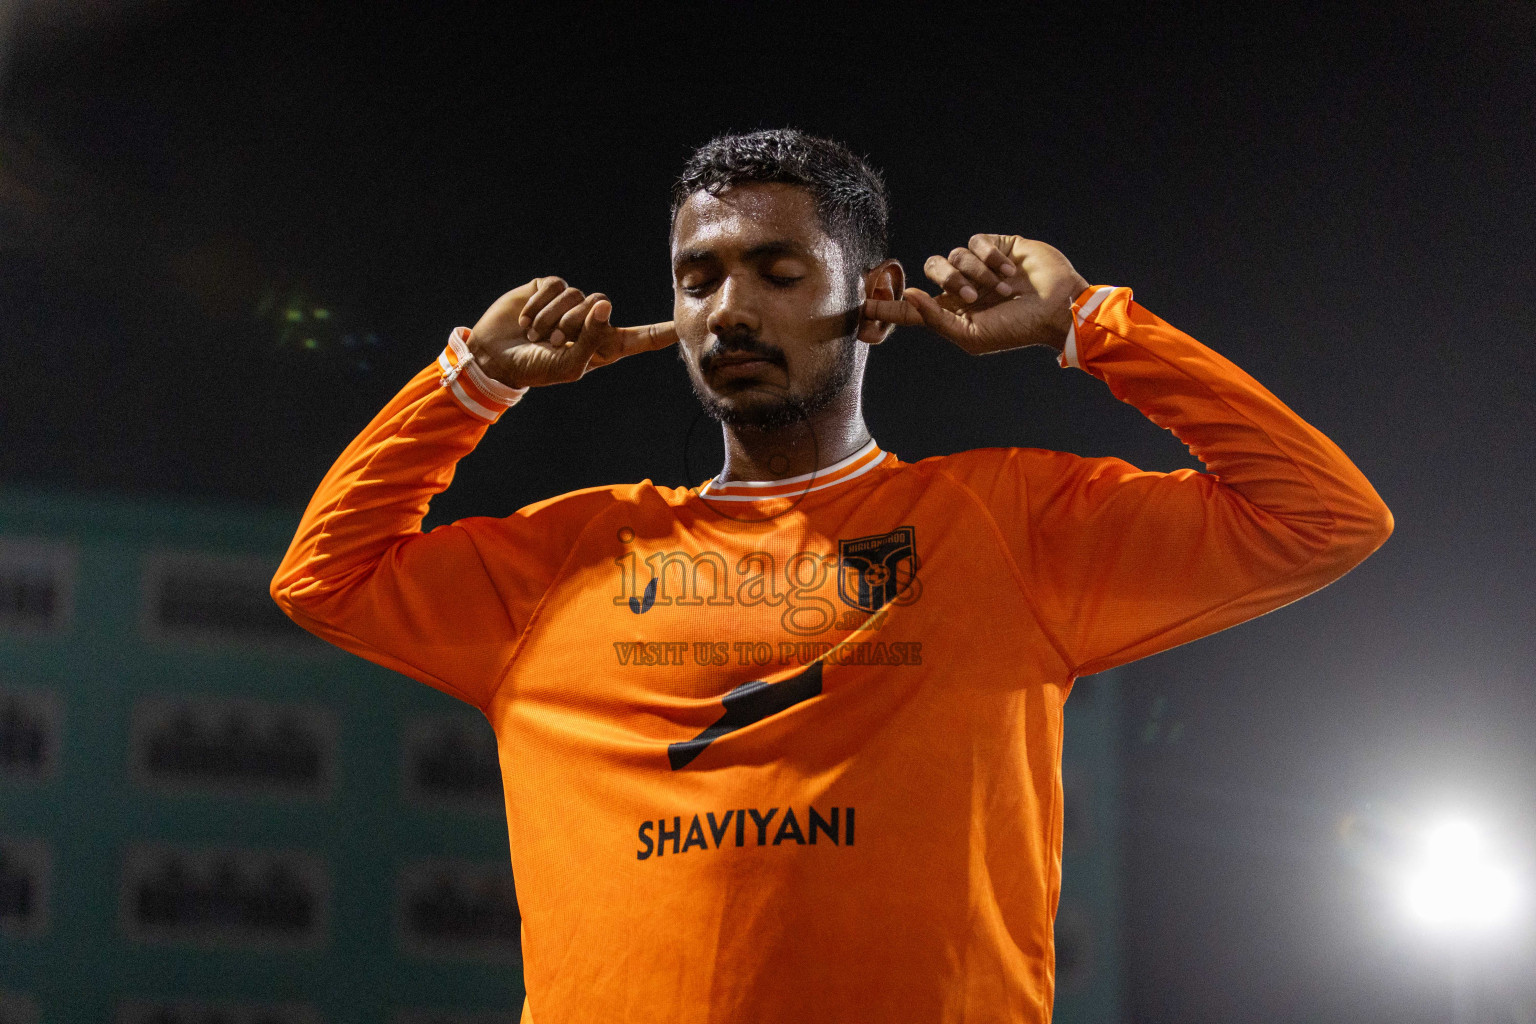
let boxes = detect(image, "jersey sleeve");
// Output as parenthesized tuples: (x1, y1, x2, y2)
(949, 286, 1393, 678)
(269, 328, 589, 710)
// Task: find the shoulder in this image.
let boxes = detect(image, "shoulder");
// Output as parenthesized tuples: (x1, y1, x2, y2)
(449, 480, 686, 544)
(899, 445, 1093, 485)
(892, 446, 1150, 515)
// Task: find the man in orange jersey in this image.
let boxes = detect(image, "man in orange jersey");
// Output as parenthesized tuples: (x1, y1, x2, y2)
(272, 129, 1392, 1023)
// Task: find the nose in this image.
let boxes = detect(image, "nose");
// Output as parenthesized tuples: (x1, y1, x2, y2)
(705, 273, 760, 338)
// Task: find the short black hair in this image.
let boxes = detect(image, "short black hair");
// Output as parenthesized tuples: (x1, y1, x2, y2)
(671, 128, 890, 273)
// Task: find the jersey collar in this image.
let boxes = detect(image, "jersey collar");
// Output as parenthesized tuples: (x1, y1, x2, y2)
(698, 438, 888, 503)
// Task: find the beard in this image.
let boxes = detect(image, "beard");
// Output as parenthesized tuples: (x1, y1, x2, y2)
(687, 326, 860, 432)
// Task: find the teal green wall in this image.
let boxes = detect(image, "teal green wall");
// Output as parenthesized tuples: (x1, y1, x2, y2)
(0, 487, 520, 1024)
(0, 485, 1121, 1023)
(1057, 671, 1126, 1023)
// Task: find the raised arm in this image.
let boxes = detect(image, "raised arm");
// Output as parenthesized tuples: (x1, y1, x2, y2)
(270, 278, 676, 709)
(867, 235, 1393, 677)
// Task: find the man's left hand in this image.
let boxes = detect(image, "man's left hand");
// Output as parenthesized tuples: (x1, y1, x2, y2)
(863, 235, 1089, 354)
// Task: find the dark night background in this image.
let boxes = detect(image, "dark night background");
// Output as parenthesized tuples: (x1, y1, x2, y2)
(2, 2, 1533, 1020)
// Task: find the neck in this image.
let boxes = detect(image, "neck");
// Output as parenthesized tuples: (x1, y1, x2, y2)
(717, 392, 873, 482)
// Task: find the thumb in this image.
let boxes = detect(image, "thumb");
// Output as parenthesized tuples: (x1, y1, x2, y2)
(586, 319, 680, 370)
(862, 297, 924, 326)
(901, 288, 970, 343)
(613, 320, 679, 356)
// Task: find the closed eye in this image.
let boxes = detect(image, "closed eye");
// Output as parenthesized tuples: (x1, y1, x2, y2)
(677, 273, 803, 295)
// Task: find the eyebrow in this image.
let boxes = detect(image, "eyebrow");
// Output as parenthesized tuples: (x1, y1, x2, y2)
(673, 239, 813, 271)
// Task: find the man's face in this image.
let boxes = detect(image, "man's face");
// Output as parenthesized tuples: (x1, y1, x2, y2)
(671, 183, 864, 430)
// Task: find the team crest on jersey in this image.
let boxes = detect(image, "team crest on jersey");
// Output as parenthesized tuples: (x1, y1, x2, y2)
(837, 526, 918, 613)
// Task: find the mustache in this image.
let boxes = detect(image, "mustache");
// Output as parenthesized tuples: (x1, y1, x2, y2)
(698, 329, 785, 373)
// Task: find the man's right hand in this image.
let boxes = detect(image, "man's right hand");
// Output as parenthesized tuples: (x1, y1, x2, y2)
(468, 277, 679, 389)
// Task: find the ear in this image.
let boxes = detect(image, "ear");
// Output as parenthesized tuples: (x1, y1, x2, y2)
(856, 259, 905, 345)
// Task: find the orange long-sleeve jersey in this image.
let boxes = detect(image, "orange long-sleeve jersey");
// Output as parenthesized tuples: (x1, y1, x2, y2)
(271, 286, 1392, 1023)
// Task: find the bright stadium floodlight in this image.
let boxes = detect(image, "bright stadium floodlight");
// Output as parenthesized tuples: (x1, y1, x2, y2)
(1357, 809, 1531, 1024)
(1401, 817, 1522, 934)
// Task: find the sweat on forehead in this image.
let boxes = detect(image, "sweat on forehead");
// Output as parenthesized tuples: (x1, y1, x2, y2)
(671, 184, 848, 273)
